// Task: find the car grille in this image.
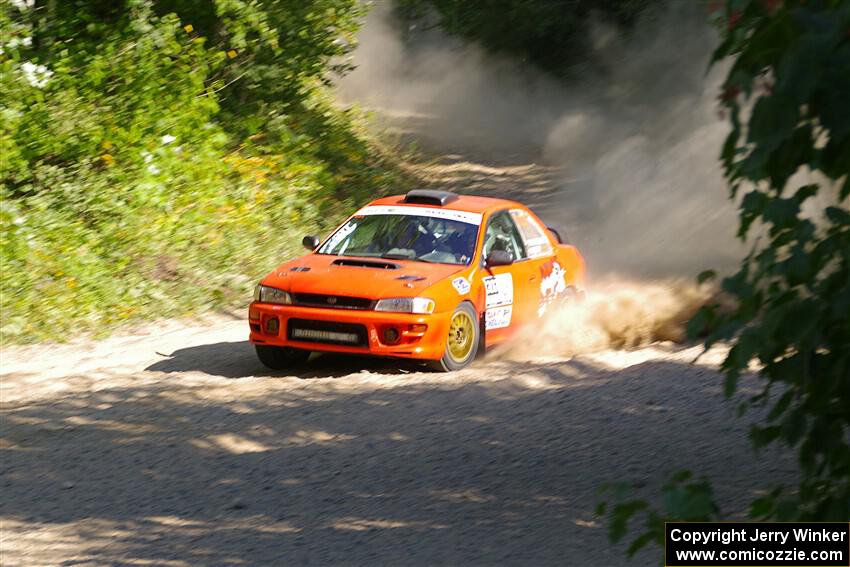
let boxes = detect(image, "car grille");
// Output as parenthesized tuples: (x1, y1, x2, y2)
(290, 293, 375, 310)
(287, 318, 368, 347)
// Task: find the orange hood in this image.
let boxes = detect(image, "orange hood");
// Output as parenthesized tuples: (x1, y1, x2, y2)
(261, 254, 466, 298)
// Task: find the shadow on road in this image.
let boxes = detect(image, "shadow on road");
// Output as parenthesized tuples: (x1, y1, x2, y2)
(146, 341, 427, 379)
(2, 352, 798, 566)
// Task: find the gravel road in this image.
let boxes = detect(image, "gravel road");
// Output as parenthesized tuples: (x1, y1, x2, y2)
(1, 312, 798, 566)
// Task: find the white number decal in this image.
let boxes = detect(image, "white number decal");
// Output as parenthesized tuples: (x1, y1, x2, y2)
(483, 273, 513, 308)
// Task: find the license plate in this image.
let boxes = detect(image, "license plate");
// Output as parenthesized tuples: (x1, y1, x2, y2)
(290, 328, 359, 344)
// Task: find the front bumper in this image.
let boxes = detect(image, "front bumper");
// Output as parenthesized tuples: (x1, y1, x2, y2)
(248, 302, 452, 360)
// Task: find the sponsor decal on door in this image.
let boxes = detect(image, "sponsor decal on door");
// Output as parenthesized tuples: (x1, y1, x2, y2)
(483, 273, 513, 329)
(485, 306, 512, 330)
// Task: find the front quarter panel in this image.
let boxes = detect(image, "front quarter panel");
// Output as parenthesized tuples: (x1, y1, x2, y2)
(424, 267, 484, 316)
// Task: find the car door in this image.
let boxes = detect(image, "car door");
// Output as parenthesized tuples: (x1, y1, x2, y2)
(508, 208, 564, 318)
(477, 210, 539, 344)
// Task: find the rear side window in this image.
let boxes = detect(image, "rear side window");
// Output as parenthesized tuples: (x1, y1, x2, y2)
(510, 209, 553, 258)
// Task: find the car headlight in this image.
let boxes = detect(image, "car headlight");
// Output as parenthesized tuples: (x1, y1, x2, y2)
(254, 284, 292, 305)
(374, 297, 435, 314)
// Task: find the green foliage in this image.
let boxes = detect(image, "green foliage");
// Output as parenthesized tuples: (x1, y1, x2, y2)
(603, 0, 849, 558)
(0, 1, 410, 342)
(395, 0, 657, 76)
(698, 0, 850, 521)
(598, 471, 719, 558)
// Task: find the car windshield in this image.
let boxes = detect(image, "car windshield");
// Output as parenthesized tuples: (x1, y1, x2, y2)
(318, 213, 479, 265)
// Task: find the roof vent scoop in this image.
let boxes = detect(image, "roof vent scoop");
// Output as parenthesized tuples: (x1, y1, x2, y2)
(403, 189, 459, 207)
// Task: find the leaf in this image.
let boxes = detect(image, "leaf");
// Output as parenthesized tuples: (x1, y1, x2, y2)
(784, 247, 811, 285)
(780, 406, 807, 446)
(670, 470, 692, 483)
(609, 500, 648, 543)
(697, 270, 717, 284)
(768, 390, 794, 421)
(687, 305, 712, 340)
(793, 183, 819, 203)
(776, 35, 825, 105)
(819, 71, 850, 142)
(720, 128, 740, 167)
(710, 36, 734, 66)
(662, 476, 717, 520)
(750, 494, 776, 519)
(724, 369, 739, 399)
(738, 190, 768, 236)
(747, 94, 798, 151)
(775, 499, 799, 521)
(626, 531, 656, 558)
(825, 206, 850, 225)
(766, 128, 813, 192)
(781, 300, 820, 344)
(750, 425, 781, 448)
(763, 197, 801, 232)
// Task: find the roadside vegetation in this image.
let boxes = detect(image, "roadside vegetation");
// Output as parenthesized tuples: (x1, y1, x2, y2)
(0, 0, 411, 342)
(601, 0, 850, 551)
(395, 0, 656, 77)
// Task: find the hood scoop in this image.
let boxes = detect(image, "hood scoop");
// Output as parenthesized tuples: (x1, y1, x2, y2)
(332, 258, 400, 270)
(289, 266, 311, 272)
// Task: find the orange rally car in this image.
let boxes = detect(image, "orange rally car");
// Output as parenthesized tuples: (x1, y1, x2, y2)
(249, 190, 586, 371)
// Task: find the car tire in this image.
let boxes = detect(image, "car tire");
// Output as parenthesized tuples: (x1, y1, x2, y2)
(255, 345, 310, 370)
(428, 302, 480, 372)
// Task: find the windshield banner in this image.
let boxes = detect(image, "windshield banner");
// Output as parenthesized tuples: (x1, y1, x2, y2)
(355, 205, 483, 226)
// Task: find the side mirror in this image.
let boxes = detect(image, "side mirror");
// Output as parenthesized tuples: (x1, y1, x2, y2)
(302, 235, 320, 250)
(485, 250, 513, 267)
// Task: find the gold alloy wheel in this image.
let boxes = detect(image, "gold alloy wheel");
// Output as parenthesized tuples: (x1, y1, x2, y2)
(447, 310, 475, 362)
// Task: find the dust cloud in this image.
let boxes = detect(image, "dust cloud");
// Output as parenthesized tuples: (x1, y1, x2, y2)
(337, 1, 744, 277)
(336, 2, 743, 350)
(494, 279, 717, 359)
